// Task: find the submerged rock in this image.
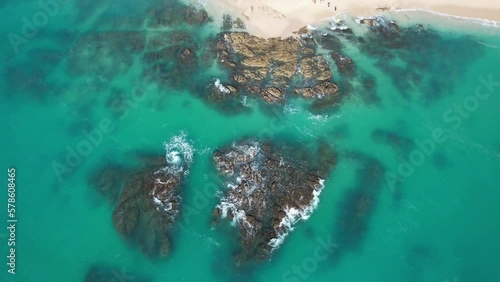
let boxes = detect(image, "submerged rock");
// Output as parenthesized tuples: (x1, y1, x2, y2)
(184, 6, 211, 25)
(68, 31, 146, 78)
(84, 263, 152, 282)
(88, 164, 125, 205)
(330, 152, 385, 264)
(222, 14, 246, 30)
(89, 135, 193, 259)
(212, 140, 336, 265)
(147, 2, 211, 27)
(112, 160, 181, 258)
(332, 52, 355, 76)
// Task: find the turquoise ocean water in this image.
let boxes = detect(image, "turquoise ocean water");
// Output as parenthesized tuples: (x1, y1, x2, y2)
(1, 1, 499, 281)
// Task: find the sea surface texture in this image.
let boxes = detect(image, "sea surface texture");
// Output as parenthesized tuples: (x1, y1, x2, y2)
(1, 0, 499, 281)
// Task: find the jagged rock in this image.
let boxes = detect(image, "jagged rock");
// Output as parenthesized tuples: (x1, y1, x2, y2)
(212, 140, 336, 264)
(299, 55, 332, 81)
(112, 159, 181, 258)
(260, 87, 284, 103)
(295, 81, 339, 99)
(205, 79, 239, 103)
(108, 137, 193, 259)
(180, 48, 196, 67)
(216, 32, 338, 104)
(359, 16, 401, 40)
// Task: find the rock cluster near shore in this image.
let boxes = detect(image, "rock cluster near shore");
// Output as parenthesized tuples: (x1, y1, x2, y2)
(212, 140, 336, 265)
(215, 32, 339, 103)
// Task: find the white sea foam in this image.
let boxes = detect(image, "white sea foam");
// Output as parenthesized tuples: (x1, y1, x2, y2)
(225, 142, 260, 165)
(308, 114, 329, 124)
(284, 103, 301, 115)
(329, 19, 350, 31)
(161, 132, 194, 176)
(269, 178, 326, 250)
(150, 176, 180, 213)
(151, 133, 194, 211)
(392, 9, 500, 28)
(242, 96, 249, 107)
(214, 78, 231, 94)
(306, 24, 317, 31)
(217, 201, 251, 228)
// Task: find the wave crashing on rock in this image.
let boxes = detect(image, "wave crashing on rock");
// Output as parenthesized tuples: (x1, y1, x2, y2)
(212, 139, 336, 265)
(111, 133, 193, 259)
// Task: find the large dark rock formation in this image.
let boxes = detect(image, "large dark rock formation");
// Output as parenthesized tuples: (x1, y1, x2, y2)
(212, 140, 336, 265)
(112, 158, 182, 258)
(88, 135, 193, 259)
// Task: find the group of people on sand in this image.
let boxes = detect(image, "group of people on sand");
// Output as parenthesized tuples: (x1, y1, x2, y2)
(313, 0, 337, 10)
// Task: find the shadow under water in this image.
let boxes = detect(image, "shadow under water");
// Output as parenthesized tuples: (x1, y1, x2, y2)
(329, 151, 386, 265)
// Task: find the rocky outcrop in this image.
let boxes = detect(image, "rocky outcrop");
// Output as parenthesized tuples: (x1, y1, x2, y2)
(89, 135, 193, 260)
(212, 140, 336, 265)
(112, 159, 182, 258)
(295, 81, 339, 99)
(216, 32, 338, 103)
(260, 87, 284, 103)
(112, 135, 192, 259)
(359, 16, 401, 43)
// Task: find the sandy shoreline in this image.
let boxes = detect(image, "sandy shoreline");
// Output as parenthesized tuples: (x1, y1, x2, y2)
(186, 0, 500, 37)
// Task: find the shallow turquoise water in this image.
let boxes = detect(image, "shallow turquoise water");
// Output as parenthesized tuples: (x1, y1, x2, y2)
(1, 1, 500, 281)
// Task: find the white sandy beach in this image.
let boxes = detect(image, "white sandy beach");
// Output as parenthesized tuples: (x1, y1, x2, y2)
(187, 0, 500, 37)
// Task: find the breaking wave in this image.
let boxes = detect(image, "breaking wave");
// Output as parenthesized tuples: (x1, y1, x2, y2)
(269, 178, 325, 250)
(161, 132, 195, 176)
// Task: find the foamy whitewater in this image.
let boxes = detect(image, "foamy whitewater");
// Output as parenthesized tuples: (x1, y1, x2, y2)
(151, 132, 194, 212)
(161, 132, 195, 176)
(268, 179, 325, 250)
